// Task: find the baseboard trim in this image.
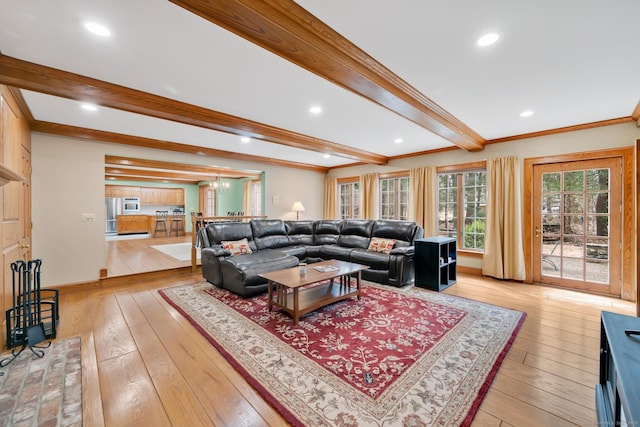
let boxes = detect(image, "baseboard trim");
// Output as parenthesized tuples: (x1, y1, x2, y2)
(458, 266, 482, 276)
(49, 266, 201, 294)
(101, 267, 197, 287)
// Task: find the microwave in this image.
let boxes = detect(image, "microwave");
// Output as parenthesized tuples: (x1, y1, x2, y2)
(122, 197, 140, 213)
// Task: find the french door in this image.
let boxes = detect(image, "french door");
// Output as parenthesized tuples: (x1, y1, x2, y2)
(532, 158, 621, 296)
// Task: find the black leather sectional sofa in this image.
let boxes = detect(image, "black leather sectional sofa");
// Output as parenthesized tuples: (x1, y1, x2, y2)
(199, 218, 424, 297)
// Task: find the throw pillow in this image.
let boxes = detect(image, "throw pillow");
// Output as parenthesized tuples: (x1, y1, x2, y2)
(367, 237, 396, 254)
(221, 238, 253, 256)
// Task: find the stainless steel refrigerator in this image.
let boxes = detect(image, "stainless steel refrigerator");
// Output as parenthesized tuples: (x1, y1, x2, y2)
(105, 197, 121, 234)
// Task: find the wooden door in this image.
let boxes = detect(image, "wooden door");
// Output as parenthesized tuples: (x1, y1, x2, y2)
(532, 158, 621, 296)
(1, 88, 31, 347)
(199, 184, 216, 216)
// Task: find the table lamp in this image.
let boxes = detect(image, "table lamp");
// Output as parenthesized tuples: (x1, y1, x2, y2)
(291, 201, 305, 220)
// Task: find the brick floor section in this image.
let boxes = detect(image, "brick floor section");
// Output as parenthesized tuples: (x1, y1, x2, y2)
(0, 337, 82, 427)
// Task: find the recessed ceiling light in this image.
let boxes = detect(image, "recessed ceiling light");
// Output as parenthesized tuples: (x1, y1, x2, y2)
(476, 33, 500, 47)
(80, 103, 98, 112)
(309, 105, 323, 114)
(240, 136, 251, 143)
(84, 22, 111, 37)
(394, 138, 404, 144)
(520, 110, 534, 117)
(323, 154, 331, 159)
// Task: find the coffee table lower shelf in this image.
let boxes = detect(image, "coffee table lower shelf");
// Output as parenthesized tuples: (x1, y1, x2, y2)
(269, 280, 359, 324)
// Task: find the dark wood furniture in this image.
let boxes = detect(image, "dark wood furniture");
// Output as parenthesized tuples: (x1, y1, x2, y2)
(414, 237, 457, 291)
(595, 311, 640, 426)
(261, 259, 368, 325)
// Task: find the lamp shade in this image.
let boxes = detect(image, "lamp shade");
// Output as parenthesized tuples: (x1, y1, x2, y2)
(292, 202, 305, 220)
(291, 202, 305, 212)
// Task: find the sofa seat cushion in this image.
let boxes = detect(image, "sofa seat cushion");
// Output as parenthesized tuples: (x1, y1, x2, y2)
(280, 245, 307, 260)
(350, 248, 390, 270)
(319, 244, 353, 262)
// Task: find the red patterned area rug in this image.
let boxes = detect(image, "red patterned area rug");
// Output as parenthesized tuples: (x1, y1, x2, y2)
(159, 282, 525, 426)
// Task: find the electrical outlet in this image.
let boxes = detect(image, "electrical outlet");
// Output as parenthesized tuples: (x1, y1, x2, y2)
(81, 213, 96, 221)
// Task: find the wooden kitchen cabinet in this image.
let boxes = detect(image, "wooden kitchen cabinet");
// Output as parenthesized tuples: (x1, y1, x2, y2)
(139, 187, 184, 205)
(116, 215, 148, 234)
(140, 187, 158, 204)
(106, 185, 140, 198)
(108, 185, 184, 205)
(167, 188, 184, 205)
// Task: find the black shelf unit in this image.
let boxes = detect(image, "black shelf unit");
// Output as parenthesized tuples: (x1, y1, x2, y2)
(595, 311, 640, 426)
(415, 236, 457, 291)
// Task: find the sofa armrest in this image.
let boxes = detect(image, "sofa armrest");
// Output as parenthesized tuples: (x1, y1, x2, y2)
(201, 247, 229, 287)
(388, 245, 417, 287)
(390, 246, 414, 256)
(205, 246, 232, 257)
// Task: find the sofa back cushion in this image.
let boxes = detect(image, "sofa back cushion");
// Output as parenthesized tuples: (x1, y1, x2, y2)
(371, 220, 423, 248)
(337, 219, 374, 249)
(204, 222, 256, 251)
(313, 220, 341, 245)
(285, 220, 315, 245)
(251, 219, 290, 250)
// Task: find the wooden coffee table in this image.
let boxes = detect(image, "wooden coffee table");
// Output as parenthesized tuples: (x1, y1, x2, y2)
(261, 259, 369, 324)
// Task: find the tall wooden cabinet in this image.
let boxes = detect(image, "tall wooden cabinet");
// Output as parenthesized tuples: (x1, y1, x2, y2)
(0, 85, 32, 348)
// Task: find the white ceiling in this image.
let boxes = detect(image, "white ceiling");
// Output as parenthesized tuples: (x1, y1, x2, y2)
(2, 0, 639, 169)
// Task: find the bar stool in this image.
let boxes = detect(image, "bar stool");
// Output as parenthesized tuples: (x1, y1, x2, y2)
(170, 210, 183, 236)
(154, 210, 169, 237)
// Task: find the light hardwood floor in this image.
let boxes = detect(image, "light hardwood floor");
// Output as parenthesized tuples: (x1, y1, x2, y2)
(105, 234, 198, 277)
(20, 247, 640, 426)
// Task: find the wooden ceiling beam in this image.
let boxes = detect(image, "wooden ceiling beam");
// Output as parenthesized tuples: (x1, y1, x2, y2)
(105, 176, 197, 185)
(105, 156, 261, 178)
(171, 0, 485, 152)
(0, 54, 387, 165)
(31, 121, 329, 173)
(105, 167, 230, 181)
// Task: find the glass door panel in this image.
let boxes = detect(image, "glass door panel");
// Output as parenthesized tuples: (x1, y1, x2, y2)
(534, 159, 620, 295)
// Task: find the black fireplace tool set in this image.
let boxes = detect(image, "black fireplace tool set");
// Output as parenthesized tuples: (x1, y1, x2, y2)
(0, 259, 59, 374)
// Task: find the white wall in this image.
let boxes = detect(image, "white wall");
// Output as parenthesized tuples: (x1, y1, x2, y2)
(32, 133, 325, 286)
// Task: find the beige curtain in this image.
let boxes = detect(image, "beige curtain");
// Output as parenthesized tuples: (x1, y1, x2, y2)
(242, 180, 251, 215)
(482, 156, 526, 280)
(360, 173, 379, 219)
(323, 177, 338, 219)
(409, 166, 437, 235)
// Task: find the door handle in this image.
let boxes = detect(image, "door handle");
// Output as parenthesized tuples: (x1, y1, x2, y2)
(20, 244, 30, 249)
